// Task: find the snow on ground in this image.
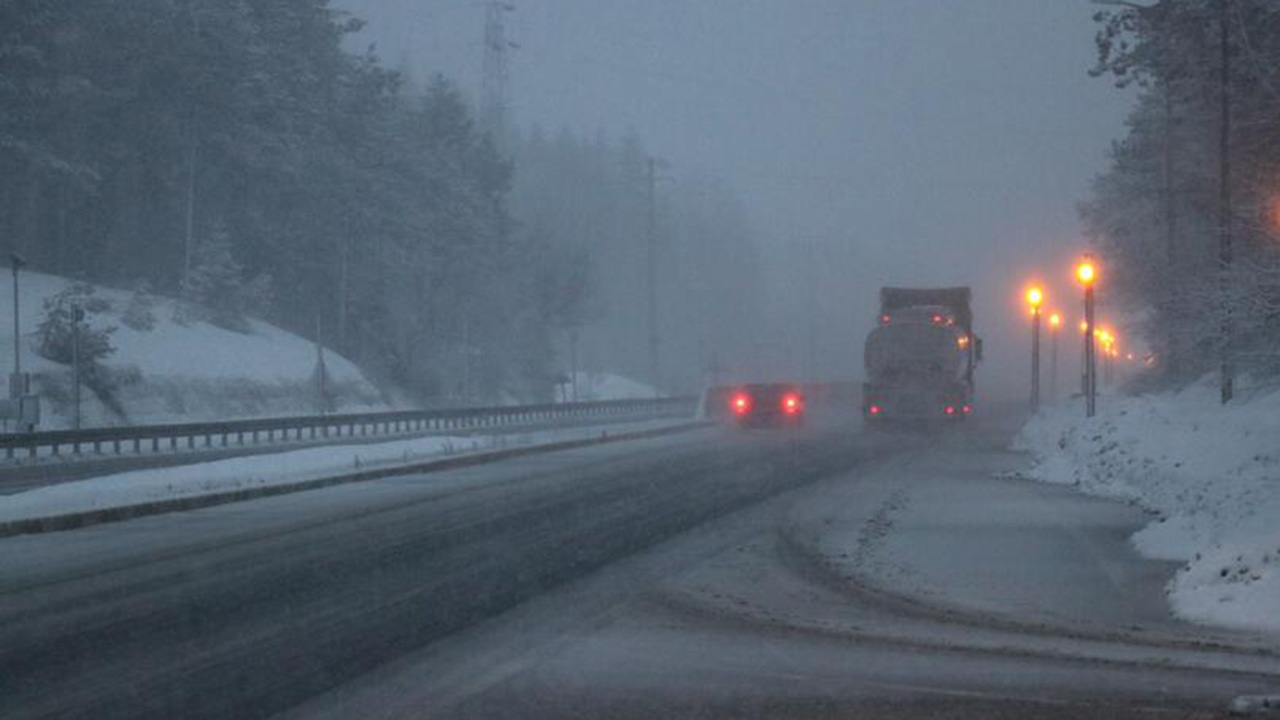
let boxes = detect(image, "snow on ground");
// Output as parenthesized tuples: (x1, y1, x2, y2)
(0, 270, 386, 428)
(0, 418, 685, 524)
(558, 372, 657, 401)
(1015, 378, 1280, 634)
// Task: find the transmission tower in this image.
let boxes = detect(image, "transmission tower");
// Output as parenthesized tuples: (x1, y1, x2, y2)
(481, 2, 516, 139)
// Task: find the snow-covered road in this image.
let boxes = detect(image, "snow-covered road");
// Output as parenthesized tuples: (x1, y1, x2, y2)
(3, 408, 1276, 719)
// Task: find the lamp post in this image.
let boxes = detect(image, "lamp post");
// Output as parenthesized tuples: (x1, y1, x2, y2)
(1076, 257, 1097, 418)
(1027, 286, 1044, 411)
(1100, 329, 1118, 387)
(1079, 320, 1089, 397)
(1048, 313, 1061, 402)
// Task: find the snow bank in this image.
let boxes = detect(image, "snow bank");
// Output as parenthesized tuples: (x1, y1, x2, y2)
(1015, 380, 1280, 634)
(0, 419, 682, 524)
(559, 372, 656, 401)
(1, 271, 386, 427)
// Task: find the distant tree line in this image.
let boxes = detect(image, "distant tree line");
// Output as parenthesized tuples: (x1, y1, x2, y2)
(508, 128, 765, 394)
(1084, 0, 1280, 387)
(0, 1, 764, 403)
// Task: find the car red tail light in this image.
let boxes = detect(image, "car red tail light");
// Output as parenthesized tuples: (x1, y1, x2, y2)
(962, 404, 973, 415)
(944, 405, 956, 416)
(782, 394, 802, 414)
(868, 405, 882, 416)
(731, 393, 752, 415)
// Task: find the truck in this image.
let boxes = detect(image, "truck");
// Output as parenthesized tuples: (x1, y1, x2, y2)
(862, 287, 981, 422)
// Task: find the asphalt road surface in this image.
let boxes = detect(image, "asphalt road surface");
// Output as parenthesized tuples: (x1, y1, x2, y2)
(2, 409, 1277, 719)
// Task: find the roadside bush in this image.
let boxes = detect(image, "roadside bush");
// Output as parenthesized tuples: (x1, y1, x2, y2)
(36, 284, 116, 366)
(122, 282, 158, 331)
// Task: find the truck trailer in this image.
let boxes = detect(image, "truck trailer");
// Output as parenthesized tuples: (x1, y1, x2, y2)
(862, 287, 981, 422)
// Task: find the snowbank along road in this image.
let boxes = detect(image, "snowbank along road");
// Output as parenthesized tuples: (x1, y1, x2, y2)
(2, 407, 1278, 719)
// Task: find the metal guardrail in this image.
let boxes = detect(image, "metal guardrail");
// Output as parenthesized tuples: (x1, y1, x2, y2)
(0, 397, 698, 462)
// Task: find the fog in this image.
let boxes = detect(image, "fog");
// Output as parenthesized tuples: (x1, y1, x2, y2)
(336, 0, 1130, 400)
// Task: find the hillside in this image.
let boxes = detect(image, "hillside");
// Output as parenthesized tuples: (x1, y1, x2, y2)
(2, 271, 389, 430)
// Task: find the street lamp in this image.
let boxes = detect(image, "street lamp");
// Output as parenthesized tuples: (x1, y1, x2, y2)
(1026, 286, 1044, 410)
(1076, 256, 1098, 417)
(1098, 328, 1119, 387)
(1048, 313, 1062, 402)
(1026, 287, 1043, 309)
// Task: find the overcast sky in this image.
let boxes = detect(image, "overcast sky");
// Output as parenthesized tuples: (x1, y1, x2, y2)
(339, 0, 1134, 395)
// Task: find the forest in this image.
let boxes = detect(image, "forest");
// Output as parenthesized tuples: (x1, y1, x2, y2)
(0, 0, 763, 404)
(1084, 0, 1280, 388)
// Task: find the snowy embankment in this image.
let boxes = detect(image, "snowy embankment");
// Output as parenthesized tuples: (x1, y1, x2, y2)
(558, 371, 657, 402)
(3, 271, 388, 428)
(1016, 380, 1280, 635)
(0, 418, 685, 524)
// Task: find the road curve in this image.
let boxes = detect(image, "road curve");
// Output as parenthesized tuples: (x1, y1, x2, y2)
(0, 423, 870, 719)
(4, 411, 1278, 719)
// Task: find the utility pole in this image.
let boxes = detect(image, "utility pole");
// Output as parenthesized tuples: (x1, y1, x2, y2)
(338, 233, 349, 353)
(569, 327, 579, 402)
(1163, 85, 1182, 378)
(480, 2, 516, 141)
(806, 240, 818, 384)
(645, 157, 660, 397)
(462, 315, 472, 402)
(183, 7, 200, 289)
(315, 315, 328, 416)
(11, 255, 23, 379)
(1163, 87, 1178, 268)
(71, 303, 83, 430)
(1218, 0, 1235, 404)
(184, 135, 197, 287)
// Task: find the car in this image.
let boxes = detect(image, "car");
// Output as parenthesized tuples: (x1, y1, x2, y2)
(726, 383, 805, 428)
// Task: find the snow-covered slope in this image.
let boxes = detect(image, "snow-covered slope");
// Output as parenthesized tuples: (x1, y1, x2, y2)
(1, 271, 387, 428)
(1016, 379, 1280, 635)
(557, 372, 657, 401)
